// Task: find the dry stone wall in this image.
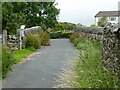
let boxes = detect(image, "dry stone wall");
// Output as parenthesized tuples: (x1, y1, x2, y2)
(102, 24, 120, 78)
(76, 24, 120, 82)
(2, 26, 42, 52)
(7, 35, 19, 52)
(75, 27, 104, 41)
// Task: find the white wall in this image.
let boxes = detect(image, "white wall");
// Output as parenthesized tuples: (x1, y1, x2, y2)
(95, 17, 118, 25)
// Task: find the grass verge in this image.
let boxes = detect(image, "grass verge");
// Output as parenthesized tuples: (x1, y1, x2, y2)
(70, 33, 119, 88)
(2, 46, 37, 78)
(12, 46, 37, 63)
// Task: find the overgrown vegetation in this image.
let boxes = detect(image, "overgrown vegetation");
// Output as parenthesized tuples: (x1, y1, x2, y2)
(2, 30, 50, 78)
(49, 31, 73, 39)
(2, 46, 16, 78)
(26, 30, 50, 48)
(37, 30, 50, 46)
(2, 46, 37, 78)
(26, 34, 41, 49)
(70, 33, 119, 88)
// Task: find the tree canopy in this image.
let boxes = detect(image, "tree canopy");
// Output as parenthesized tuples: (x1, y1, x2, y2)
(2, 2, 60, 34)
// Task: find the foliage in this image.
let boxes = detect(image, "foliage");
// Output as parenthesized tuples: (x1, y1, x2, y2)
(90, 24, 99, 27)
(70, 33, 119, 88)
(2, 46, 16, 78)
(62, 32, 73, 38)
(2, 46, 37, 78)
(2, 2, 60, 34)
(37, 30, 50, 46)
(26, 34, 41, 49)
(49, 31, 62, 39)
(97, 16, 109, 27)
(69, 32, 80, 43)
(52, 22, 76, 32)
(49, 31, 73, 39)
(76, 23, 86, 27)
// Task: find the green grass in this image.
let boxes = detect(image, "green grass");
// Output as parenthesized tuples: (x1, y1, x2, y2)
(74, 38, 101, 88)
(70, 34, 119, 88)
(2, 46, 37, 78)
(13, 46, 37, 63)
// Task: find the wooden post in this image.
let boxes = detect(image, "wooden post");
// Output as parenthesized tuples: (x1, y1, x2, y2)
(20, 30, 22, 49)
(19, 29, 25, 49)
(3, 30, 7, 45)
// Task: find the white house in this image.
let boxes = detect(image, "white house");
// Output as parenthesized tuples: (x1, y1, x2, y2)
(95, 11, 119, 25)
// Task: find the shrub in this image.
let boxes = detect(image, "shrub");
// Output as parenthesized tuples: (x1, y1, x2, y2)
(37, 30, 50, 46)
(2, 46, 16, 78)
(49, 31, 73, 39)
(49, 31, 62, 39)
(70, 32, 80, 43)
(62, 32, 73, 38)
(26, 34, 41, 49)
(73, 38, 82, 47)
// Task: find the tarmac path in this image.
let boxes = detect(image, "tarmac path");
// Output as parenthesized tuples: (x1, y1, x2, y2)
(3, 39, 78, 88)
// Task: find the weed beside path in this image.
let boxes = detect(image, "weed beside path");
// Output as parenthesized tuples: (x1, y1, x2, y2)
(68, 33, 119, 88)
(2, 46, 37, 78)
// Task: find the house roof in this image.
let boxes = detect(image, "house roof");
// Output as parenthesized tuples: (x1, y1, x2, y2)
(95, 11, 120, 17)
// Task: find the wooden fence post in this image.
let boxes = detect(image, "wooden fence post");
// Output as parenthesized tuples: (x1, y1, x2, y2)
(3, 30, 7, 45)
(17, 29, 25, 49)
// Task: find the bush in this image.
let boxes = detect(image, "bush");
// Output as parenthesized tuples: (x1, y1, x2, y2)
(73, 38, 82, 47)
(26, 34, 41, 49)
(62, 32, 73, 38)
(37, 30, 50, 46)
(70, 32, 80, 43)
(2, 46, 37, 78)
(49, 31, 62, 39)
(2, 46, 16, 78)
(49, 31, 73, 39)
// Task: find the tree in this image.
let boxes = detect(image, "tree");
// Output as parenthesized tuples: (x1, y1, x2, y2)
(51, 22, 77, 31)
(97, 16, 109, 27)
(90, 24, 98, 27)
(2, 2, 60, 34)
(77, 23, 82, 26)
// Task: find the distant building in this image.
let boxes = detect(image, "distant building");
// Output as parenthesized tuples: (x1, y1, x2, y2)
(95, 11, 119, 25)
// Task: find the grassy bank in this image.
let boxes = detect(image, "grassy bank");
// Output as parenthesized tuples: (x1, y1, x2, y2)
(2, 30, 50, 78)
(70, 33, 119, 88)
(2, 46, 37, 78)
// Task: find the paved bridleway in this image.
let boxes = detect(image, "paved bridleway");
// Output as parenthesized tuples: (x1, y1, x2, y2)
(3, 39, 79, 88)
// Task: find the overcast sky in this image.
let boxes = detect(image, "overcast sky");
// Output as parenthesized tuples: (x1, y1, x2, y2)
(56, 0, 120, 26)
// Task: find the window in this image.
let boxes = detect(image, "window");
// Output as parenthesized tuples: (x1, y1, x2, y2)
(109, 17, 116, 21)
